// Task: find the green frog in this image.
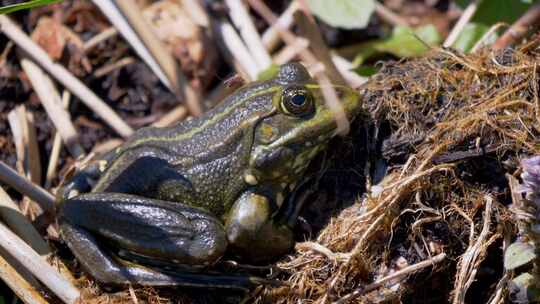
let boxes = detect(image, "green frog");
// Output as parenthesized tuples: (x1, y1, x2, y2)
(57, 63, 361, 289)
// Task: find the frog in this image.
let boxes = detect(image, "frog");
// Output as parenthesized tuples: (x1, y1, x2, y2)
(57, 62, 361, 289)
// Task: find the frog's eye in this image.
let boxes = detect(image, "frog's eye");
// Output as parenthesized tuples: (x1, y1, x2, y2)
(281, 86, 314, 116)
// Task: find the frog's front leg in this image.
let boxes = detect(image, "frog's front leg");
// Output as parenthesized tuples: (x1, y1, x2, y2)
(225, 191, 294, 262)
(56, 150, 117, 202)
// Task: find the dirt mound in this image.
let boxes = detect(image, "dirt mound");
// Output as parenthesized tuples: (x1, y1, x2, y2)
(256, 44, 540, 303)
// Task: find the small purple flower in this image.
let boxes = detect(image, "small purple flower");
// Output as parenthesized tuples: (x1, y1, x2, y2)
(520, 156, 540, 200)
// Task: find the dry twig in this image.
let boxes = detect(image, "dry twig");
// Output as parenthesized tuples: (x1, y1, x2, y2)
(452, 196, 496, 304)
(471, 23, 506, 52)
(493, 3, 540, 49)
(45, 91, 72, 189)
(444, 0, 480, 47)
(0, 161, 55, 216)
(0, 15, 133, 138)
(107, 0, 203, 116)
(83, 26, 118, 52)
(0, 187, 49, 255)
(93, 56, 135, 78)
(152, 105, 188, 128)
(20, 59, 84, 158)
(0, 252, 48, 304)
(295, 241, 350, 263)
(182, 0, 210, 27)
(225, 0, 272, 69)
(215, 20, 260, 80)
(0, 222, 80, 304)
(294, 11, 346, 85)
(487, 217, 513, 304)
(334, 253, 447, 304)
(332, 55, 367, 88)
(273, 37, 309, 65)
(7, 106, 41, 186)
(262, 1, 299, 52)
(90, 1, 169, 91)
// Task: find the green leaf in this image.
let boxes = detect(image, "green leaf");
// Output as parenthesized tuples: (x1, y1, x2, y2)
(307, 0, 375, 30)
(0, 0, 63, 14)
(352, 25, 441, 66)
(451, 0, 533, 50)
(504, 241, 537, 270)
(355, 65, 378, 76)
(377, 25, 441, 57)
(257, 64, 280, 81)
(456, 0, 532, 25)
(452, 23, 497, 53)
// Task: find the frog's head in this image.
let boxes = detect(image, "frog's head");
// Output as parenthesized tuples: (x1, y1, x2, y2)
(245, 62, 361, 190)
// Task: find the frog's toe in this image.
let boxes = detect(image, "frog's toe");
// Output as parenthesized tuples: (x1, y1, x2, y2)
(57, 160, 107, 202)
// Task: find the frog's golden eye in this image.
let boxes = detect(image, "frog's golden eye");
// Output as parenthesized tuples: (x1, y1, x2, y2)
(281, 86, 314, 116)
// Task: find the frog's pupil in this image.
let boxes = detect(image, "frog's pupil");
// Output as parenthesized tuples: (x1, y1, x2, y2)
(291, 94, 306, 106)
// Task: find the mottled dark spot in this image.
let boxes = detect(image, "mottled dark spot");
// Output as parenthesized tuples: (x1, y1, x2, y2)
(277, 62, 312, 85)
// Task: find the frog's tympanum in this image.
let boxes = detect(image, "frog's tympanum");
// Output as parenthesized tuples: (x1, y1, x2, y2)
(57, 63, 361, 288)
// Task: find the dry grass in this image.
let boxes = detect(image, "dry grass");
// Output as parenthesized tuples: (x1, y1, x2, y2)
(254, 45, 540, 303)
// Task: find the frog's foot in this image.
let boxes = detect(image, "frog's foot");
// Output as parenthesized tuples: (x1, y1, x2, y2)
(57, 150, 119, 202)
(61, 223, 278, 289)
(56, 161, 105, 202)
(225, 191, 295, 262)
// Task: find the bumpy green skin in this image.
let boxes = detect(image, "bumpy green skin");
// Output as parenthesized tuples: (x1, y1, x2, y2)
(57, 63, 361, 288)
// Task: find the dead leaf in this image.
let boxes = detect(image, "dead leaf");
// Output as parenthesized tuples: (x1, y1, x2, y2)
(142, 0, 217, 89)
(31, 17, 91, 75)
(31, 17, 82, 60)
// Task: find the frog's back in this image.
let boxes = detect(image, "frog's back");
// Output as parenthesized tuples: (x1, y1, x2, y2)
(124, 80, 278, 159)
(123, 62, 316, 158)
